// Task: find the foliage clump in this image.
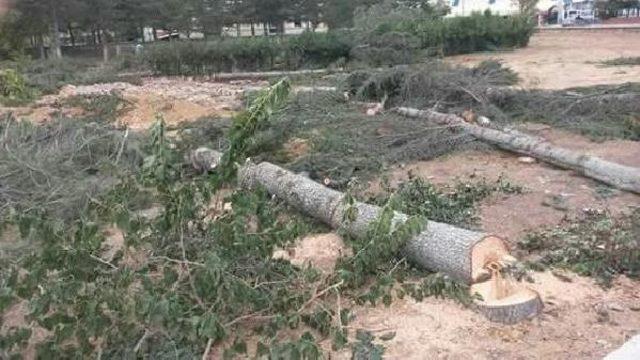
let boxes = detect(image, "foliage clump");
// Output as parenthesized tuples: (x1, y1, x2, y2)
(518, 209, 640, 286)
(145, 33, 352, 76)
(0, 116, 142, 224)
(374, 176, 522, 228)
(0, 69, 37, 105)
(351, 4, 534, 65)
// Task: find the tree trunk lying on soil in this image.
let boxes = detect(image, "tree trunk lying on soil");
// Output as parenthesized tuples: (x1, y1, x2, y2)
(484, 87, 640, 105)
(194, 149, 542, 323)
(396, 107, 640, 194)
(200, 149, 508, 283)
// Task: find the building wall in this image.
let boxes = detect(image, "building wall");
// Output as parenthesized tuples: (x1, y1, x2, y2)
(448, 0, 518, 17)
(448, 0, 560, 17)
(222, 21, 328, 37)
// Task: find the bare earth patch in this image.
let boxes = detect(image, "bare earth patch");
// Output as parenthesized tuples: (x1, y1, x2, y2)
(273, 233, 350, 274)
(449, 29, 640, 89)
(338, 272, 640, 360)
(3, 77, 267, 128)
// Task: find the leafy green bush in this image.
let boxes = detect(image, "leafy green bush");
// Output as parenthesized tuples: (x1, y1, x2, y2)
(0, 69, 36, 105)
(363, 11, 535, 63)
(351, 31, 422, 67)
(146, 32, 350, 76)
(145, 11, 533, 74)
(286, 31, 352, 69)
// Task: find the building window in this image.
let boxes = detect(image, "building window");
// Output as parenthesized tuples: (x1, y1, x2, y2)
(489, 0, 496, 4)
(294, 21, 302, 28)
(451, 0, 459, 6)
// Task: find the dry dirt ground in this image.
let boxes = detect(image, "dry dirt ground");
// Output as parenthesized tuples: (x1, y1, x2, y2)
(449, 29, 640, 89)
(1, 77, 266, 129)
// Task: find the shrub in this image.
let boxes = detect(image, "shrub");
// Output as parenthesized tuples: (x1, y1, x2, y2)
(145, 32, 350, 76)
(145, 13, 534, 75)
(286, 31, 352, 69)
(0, 69, 36, 105)
(368, 11, 535, 58)
(351, 31, 422, 67)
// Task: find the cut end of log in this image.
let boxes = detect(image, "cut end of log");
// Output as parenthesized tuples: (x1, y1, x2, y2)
(470, 262, 543, 324)
(470, 236, 510, 283)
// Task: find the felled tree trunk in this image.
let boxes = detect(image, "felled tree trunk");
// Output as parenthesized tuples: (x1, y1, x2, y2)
(484, 87, 640, 105)
(396, 107, 640, 194)
(196, 149, 508, 284)
(193, 148, 542, 323)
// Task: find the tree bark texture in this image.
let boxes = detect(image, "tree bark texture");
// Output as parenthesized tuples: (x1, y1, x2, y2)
(396, 107, 640, 194)
(197, 150, 508, 284)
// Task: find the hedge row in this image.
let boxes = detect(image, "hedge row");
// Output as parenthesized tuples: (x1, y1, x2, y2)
(145, 32, 352, 76)
(146, 13, 535, 75)
(405, 12, 535, 55)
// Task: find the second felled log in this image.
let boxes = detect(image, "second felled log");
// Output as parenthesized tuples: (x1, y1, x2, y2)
(396, 107, 640, 194)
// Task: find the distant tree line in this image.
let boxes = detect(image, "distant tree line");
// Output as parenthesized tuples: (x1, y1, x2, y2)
(1, 0, 406, 59)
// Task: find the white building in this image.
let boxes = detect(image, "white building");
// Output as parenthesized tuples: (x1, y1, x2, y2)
(448, 0, 520, 16)
(222, 20, 328, 37)
(447, 0, 596, 25)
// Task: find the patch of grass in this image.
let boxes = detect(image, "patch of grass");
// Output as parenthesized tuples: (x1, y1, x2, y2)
(518, 209, 640, 286)
(21, 58, 142, 94)
(601, 57, 640, 66)
(373, 176, 522, 228)
(59, 93, 131, 123)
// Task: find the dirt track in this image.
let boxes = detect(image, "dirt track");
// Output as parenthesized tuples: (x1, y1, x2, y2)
(450, 29, 640, 89)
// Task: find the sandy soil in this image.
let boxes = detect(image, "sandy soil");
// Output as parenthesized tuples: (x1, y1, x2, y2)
(339, 272, 640, 360)
(449, 29, 640, 89)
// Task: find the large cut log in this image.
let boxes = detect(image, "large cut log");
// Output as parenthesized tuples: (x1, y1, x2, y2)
(194, 148, 542, 323)
(197, 149, 507, 284)
(396, 107, 640, 194)
(190, 148, 542, 324)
